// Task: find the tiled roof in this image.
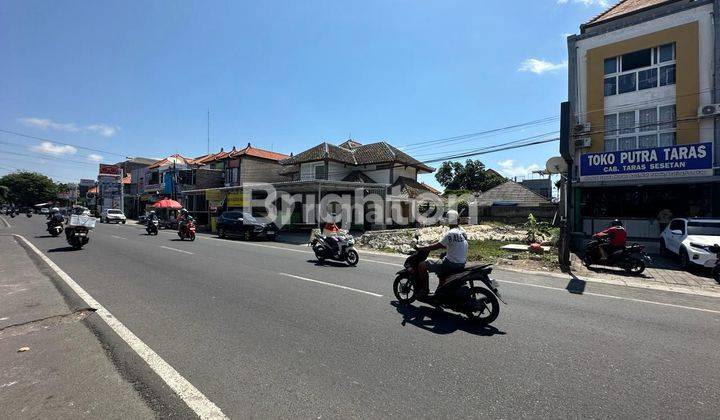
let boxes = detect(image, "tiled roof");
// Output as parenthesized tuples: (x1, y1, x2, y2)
(475, 181, 550, 207)
(584, 0, 678, 27)
(420, 182, 442, 195)
(194, 145, 288, 165)
(148, 154, 196, 169)
(390, 176, 436, 198)
(342, 170, 377, 184)
(281, 140, 434, 172)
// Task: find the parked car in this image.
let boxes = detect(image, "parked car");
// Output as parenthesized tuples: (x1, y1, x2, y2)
(660, 218, 720, 269)
(40, 207, 50, 215)
(100, 208, 127, 224)
(217, 211, 278, 241)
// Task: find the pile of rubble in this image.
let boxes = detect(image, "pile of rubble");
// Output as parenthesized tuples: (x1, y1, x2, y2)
(358, 224, 528, 254)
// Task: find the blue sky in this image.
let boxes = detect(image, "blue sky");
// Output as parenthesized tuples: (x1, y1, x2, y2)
(0, 0, 610, 187)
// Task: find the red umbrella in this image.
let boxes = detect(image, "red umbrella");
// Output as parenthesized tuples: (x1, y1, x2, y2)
(152, 198, 183, 209)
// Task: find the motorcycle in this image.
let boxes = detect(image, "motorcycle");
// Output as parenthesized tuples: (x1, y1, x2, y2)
(26, 212, 32, 218)
(311, 233, 359, 266)
(146, 219, 159, 235)
(583, 238, 649, 275)
(65, 226, 90, 250)
(178, 219, 196, 241)
(393, 248, 505, 325)
(47, 220, 64, 237)
(709, 244, 720, 283)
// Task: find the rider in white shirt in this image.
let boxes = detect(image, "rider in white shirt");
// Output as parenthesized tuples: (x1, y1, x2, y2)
(416, 210, 468, 296)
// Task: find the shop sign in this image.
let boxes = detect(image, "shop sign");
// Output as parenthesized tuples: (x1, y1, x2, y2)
(227, 191, 247, 207)
(79, 179, 96, 187)
(99, 164, 120, 176)
(580, 142, 713, 182)
(205, 189, 222, 201)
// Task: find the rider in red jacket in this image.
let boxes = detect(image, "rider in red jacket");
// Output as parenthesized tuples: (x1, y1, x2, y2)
(594, 219, 627, 260)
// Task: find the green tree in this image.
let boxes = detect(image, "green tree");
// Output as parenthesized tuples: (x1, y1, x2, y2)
(0, 185, 9, 204)
(0, 171, 58, 207)
(435, 159, 506, 192)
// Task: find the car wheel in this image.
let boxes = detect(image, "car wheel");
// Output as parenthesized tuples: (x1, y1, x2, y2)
(218, 228, 226, 239)
(244, 230, 251, 241)
(122, 220, 126, 224)
(679, 248, 691, 270)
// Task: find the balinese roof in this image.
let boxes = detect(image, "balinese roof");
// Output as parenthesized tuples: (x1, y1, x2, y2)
(195, 144, 288, 165)
(390, 176, 436, 198)
(278, 165, 300, 175)
(281, 140, 434, 173)
(420, 182, 442, 195)
(475, 181, 550, 207)
(342, 170, 377, 184)
(148, 154, 196, 169)
(583, 0, 679, 28)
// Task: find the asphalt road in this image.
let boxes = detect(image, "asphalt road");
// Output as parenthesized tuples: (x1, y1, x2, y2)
(4, 215, 720, 418)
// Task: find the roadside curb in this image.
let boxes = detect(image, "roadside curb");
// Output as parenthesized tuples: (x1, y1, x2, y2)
(356, 246, 720, 298)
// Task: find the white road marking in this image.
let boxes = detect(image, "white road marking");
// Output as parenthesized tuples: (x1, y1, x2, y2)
(111, 235, 127, 240)
(160, 245, 194, 255)
(278, 273, 383, 297)
(496, 279, 720, 315)
(0, 215, 10, 228)
(13, 234, 227, 419)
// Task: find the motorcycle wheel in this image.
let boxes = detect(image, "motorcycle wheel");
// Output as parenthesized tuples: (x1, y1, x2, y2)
(393, 275, 417, 304)
(713, 267, 720, 283)
(466, 287, 499, 325)
(623, 258, 646, 275)
(189, 233, 196, 241)
(314, 251, 325, 262)
(345, 249, 359, 266)
(71, 241, 83, 250)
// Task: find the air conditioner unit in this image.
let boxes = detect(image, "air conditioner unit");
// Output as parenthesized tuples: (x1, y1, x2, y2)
(574, 138, 591, 149)
(573, 122, 591, 134)
(698, 104, 720, 118)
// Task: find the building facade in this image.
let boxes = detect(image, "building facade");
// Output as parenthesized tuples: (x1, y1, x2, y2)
(565, 0, 720, 251)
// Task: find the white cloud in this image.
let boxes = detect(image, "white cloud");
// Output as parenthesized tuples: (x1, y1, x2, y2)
(519, 58, 568, 74)
(497, 159, 541, 178)
(87, 153, 104, 162)
(19, 117, 120, 137)
(556, 0, 610, 7)
(20, 117, 80, 133)
(30, 141, 78, 156)
(85, 123, 119, 138)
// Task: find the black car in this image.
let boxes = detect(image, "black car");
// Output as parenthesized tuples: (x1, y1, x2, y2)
(217, 211, 278, 241)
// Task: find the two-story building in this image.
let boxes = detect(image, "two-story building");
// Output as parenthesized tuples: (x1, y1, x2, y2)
(565, 0, 719, 251)
(278, 139, 435, 229)
(181, 144, 288, 226)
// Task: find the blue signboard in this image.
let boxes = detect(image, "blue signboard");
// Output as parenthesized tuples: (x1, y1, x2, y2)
(580, 142, 713, 182)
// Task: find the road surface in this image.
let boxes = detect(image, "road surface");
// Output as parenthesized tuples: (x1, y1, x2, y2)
(3, 215, 720, 418)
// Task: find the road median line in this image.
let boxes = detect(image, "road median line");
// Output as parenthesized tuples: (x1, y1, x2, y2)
(160, 245, 194, 255)
(278, 273, 383, 297)
(13, 234, 227, 419)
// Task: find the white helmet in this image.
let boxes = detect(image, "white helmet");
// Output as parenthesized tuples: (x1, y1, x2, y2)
(50, 207, 60, 213)
(446, 210, 460, 226)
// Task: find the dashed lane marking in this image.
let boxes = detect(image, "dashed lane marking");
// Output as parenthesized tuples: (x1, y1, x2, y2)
(160, 245, 194, 255)
(278, 273, 383, 297)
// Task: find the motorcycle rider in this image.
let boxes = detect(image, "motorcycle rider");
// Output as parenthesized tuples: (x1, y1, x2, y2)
(47, 207, 64, 230)
(415, 210, 468, 297)
(177, 208, 189, 232)
(146, 210, 159, 229)
(594, 219, 627, 261)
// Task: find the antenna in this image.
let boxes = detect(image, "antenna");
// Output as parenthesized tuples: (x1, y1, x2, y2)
(207, 109, 210, 154)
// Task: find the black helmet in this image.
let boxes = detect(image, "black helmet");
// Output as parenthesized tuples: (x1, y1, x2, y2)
(611, 219, 623, 227)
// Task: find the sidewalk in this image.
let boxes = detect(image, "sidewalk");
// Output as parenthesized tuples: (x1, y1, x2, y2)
(0, 235, 154, 419)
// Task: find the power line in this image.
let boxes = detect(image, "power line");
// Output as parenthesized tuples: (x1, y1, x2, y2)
(0, 128, 127, 157)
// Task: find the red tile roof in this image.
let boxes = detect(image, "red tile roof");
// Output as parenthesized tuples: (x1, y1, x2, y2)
(194, 145, 288, 164)
(584, 0, 678, 27)
(148, 154, 196, 169)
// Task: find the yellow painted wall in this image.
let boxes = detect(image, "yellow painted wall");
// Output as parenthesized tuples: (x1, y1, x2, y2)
(586, 22, 699, 152)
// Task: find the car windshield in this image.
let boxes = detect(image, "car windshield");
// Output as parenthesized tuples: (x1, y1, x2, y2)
(108, 210, 122, 214)
(242, 212, 257, 223)
(687, 222, 720, 236)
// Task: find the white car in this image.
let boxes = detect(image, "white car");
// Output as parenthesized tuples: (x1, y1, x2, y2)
(660, 218, 720, 268)
(40, 207, 50, 214)
(101, 208, 127, 224)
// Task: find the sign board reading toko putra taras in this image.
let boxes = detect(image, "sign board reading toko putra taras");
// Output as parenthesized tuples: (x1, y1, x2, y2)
(580, 142, 713, 182)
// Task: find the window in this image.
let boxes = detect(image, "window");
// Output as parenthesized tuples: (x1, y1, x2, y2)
(604, 77, 617, 96)
(638, 68, 657, 90)
(604, 57, 617, 75)
(659, 64, 675, 86)
(603, 43, 676, 97)
(669, 220, 685, 234)
(618, 73, 636, 94)
(315, 164, 327, 180)
(603, 105, 676, 151)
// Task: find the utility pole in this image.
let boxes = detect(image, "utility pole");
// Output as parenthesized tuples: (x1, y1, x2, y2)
(207, 109, 211, 155)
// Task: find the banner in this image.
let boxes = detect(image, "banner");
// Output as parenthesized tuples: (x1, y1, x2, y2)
(99, 164, 120, 176)
(227, 192, 247, 208)
(580, 142, 713, 182)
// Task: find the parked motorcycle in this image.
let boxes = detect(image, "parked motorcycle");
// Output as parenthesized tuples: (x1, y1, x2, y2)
(392, 248, 505, 325)
(65, 226, 90, 249)
(178, 219, 196, 241)
(709, 244, 720, 283)
(311, 233, 359, 266)
(47, 220, 64, 237)
(146, 219, 159, 236)
(583, 238, 649, 275)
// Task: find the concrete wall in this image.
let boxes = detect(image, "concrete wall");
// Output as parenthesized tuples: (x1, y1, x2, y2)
(482, 205, 557, 223)
(241, 157, 286, 183)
